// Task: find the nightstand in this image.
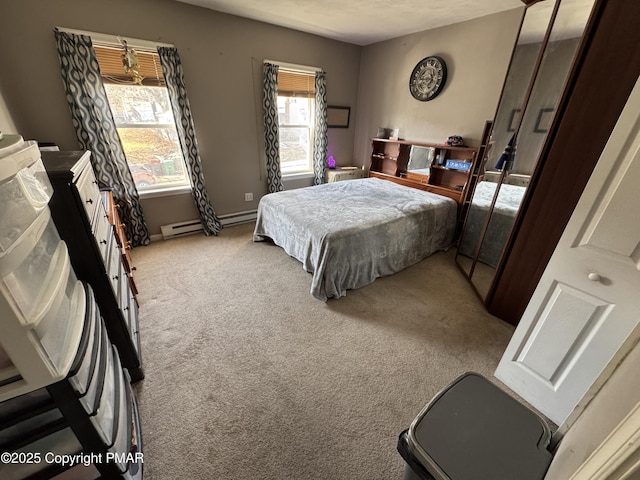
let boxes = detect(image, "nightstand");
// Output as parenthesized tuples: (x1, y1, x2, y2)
(325, 167, 365, 183)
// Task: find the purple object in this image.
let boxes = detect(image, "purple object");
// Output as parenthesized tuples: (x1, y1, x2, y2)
(327, 155, 336, 169)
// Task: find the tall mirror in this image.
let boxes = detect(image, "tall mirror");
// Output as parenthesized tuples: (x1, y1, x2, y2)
(456, 0, 596, 301)
(456, 0, 553, 293)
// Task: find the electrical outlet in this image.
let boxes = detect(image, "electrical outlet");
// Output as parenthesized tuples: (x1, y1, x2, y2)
(244, 192, 253, 201)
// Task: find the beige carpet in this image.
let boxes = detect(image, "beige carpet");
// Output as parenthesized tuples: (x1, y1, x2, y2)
(131, 223, 514, 479)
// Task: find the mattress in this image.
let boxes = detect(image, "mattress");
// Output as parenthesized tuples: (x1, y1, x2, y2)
(253, 177, 457, 300)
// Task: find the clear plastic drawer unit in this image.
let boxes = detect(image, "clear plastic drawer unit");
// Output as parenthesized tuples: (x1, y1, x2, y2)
(0, 138, 84, 401)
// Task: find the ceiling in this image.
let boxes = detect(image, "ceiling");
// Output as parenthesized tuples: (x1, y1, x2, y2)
(174, 0, 524, 46)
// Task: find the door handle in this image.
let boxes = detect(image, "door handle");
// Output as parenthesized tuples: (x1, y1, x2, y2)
(588, 272, 601, 282)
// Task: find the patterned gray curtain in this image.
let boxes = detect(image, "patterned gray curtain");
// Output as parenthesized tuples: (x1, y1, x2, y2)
(313, 71, 328, 186)
(54, 30, 150, 247)
(157, 47, 222, 236)
(262, 63, 283, 193)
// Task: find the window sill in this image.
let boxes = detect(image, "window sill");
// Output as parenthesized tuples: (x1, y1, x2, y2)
(138, 185, 192, 199)
(283, 172, 314, 181)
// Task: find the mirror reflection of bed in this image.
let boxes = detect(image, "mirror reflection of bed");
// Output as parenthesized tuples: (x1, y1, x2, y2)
(457, 173, 529, 297)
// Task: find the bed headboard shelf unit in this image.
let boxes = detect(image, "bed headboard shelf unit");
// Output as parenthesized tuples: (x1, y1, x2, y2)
(370, 139, 405, 176)
(368, 137, 478, 212)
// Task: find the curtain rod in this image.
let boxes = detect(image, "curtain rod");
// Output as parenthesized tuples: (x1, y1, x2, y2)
(55, 26, 174, 50)
(263, 59, 321, 73)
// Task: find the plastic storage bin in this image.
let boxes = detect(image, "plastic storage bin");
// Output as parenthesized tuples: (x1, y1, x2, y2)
(0, 218, 86, 401)
(0, 134, 28, 158)
(91, 340, 116, 446)
(0, 140, 53, 252)
(0, 296, 121, 477)
(107, 348, 132, 473)
(397, 373, 553, 480)
(0, 209, 65, 320)
(79, 318, 108, 415)
(35, 266, 84, 371)
(0, 281, 85, 401)
(0, 358, 143, 480)
(67, 287, 99, 397)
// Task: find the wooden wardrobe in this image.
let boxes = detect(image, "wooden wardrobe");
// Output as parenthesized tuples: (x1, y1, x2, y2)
(463, 0, 640, 326)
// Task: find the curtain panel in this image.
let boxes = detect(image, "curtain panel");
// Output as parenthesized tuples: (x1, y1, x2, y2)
(54, 30, 150, 246)
(157, 47, 222, 235)
(313, 71, 328, 186)
(262, 63, 283, 193)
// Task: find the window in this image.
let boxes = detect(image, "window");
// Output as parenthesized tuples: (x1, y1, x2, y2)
(94, 46, 190, 193)
(277, 69, 316, 175)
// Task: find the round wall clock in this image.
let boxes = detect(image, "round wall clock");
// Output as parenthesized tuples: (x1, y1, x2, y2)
(409, 56, 447, 101)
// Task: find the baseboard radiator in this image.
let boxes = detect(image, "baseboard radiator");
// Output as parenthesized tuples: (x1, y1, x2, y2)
(159, 210, 257, 240)
(160, 220, 204, 240)
(219, 209, 257, 227)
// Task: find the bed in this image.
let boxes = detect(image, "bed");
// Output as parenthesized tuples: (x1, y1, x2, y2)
(457, 180, 527, 267)
(253, 177, 457, 300)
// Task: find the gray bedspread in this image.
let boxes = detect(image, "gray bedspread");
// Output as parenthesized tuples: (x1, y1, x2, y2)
(457, 181, 526, 267)
(253, 178, 457, 300)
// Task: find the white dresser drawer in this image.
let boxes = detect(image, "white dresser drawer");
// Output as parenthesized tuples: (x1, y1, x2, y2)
(93, 204, 112, 265)
(74, 162, 100, 225)
(106, 235, 121, 297)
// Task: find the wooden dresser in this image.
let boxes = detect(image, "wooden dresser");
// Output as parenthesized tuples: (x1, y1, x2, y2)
(101, 189, 138, 301)
(41, 151, 143, 382)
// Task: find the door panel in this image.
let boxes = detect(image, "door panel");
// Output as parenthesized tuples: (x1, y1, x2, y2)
(579, 152, 640, 260)
(495, 77, 640, 426)
(517, 282, 612, 386)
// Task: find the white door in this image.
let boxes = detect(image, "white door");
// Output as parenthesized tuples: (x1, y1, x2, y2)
(495, 77, 640, 426)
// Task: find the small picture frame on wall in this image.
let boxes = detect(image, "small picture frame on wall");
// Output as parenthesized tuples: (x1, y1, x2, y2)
(327, 106, 350, 128)
(534, 108, 555, 133)
(507, 108, 522, 132)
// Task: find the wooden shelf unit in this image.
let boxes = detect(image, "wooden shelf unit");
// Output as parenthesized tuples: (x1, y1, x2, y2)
(368, 138, 478, 207)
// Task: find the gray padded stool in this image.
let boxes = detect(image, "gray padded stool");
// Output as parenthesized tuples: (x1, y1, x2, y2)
(397, 372, 553, 480)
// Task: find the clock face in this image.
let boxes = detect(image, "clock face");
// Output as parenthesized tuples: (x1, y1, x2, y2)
(409, 56, 447, 101)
